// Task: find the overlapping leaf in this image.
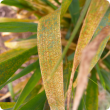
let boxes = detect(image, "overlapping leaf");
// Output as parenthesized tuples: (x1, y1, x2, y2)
(13, 62, 41, 110)
(90, 7, 110, 71)
(19, 91, 46, 110)
(68, 0, 109, 109)
(24, 85, 42, 103)
(72, 0, 109, 77)
(37, 0, 72, 109)
(0, 78, 29, 101)
(5, 38, 76, 50)
(72, 26, 110, 110)
(0, 46, 37, 85)
(0, 61, 38, 89)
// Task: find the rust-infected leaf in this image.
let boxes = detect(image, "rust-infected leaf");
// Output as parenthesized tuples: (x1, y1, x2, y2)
(37, 0, 72, 109)
(72, 0, 109, 78)
(37, 10, 65, 110)
(67, 0, 109, 109)
(72, 26, 110, 110)
(0, 46, 37, 85)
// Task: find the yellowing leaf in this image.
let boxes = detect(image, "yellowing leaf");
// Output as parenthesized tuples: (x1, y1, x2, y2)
(5, 38, 76, 50)
(0, 17, 37, 23)
(37, 0, 72, 109)
(5, 39, 37, 49)
(37, 9, 65, 110)
(0, 102, 15, 109)
(0, 46, 37, 85)
(79, 0, 86, 8)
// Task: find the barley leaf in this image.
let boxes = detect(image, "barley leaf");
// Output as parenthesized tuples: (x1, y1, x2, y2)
(13, 64, 41, 110)
(0, 22, 37, 32)
(0, 61, 38, 90)
(72, 0, 109, 76)
(1, 0, 27, 8)
(19, 91, 46, 110)
(0, 46, 37, 85)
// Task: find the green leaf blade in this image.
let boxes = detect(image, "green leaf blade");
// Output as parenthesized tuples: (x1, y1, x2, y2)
(0, 46, 37, 85)
(2, 0, 26, 8)
(95, 64, 105, 89)
(86, 70, 98, 110)
(0, 22, 37, 32)
(13, 63, 41, 110)
(19, 91, 46, 110)
(0, 61, 38, 89)
(69, 0, 80, 25)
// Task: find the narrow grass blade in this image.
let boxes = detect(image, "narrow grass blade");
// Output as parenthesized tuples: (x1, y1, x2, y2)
(8, 83, 15, 101)
(63, 61, 72, 95)
(5, 39, 37, 49)
(69, 0, 80, 25)
(0, 61, 38, 90)
(0, 22, 37, 32)
(55, 0, 61, 5)
(1, 0, 27, 9)
(95, 64, 105, 89)
(42, 0, 57, 10)
(0, 78, 29, 101)
(86, 70, 98, 110)
(24, 84, 42, 103)
(0, 102, 15, 109)
(13, 65, 41, 110)
(101, 69, 110, 90)
(0, 18, 37, 23)
(0, 46, 37, 85)
(19, 91, 46, 110)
